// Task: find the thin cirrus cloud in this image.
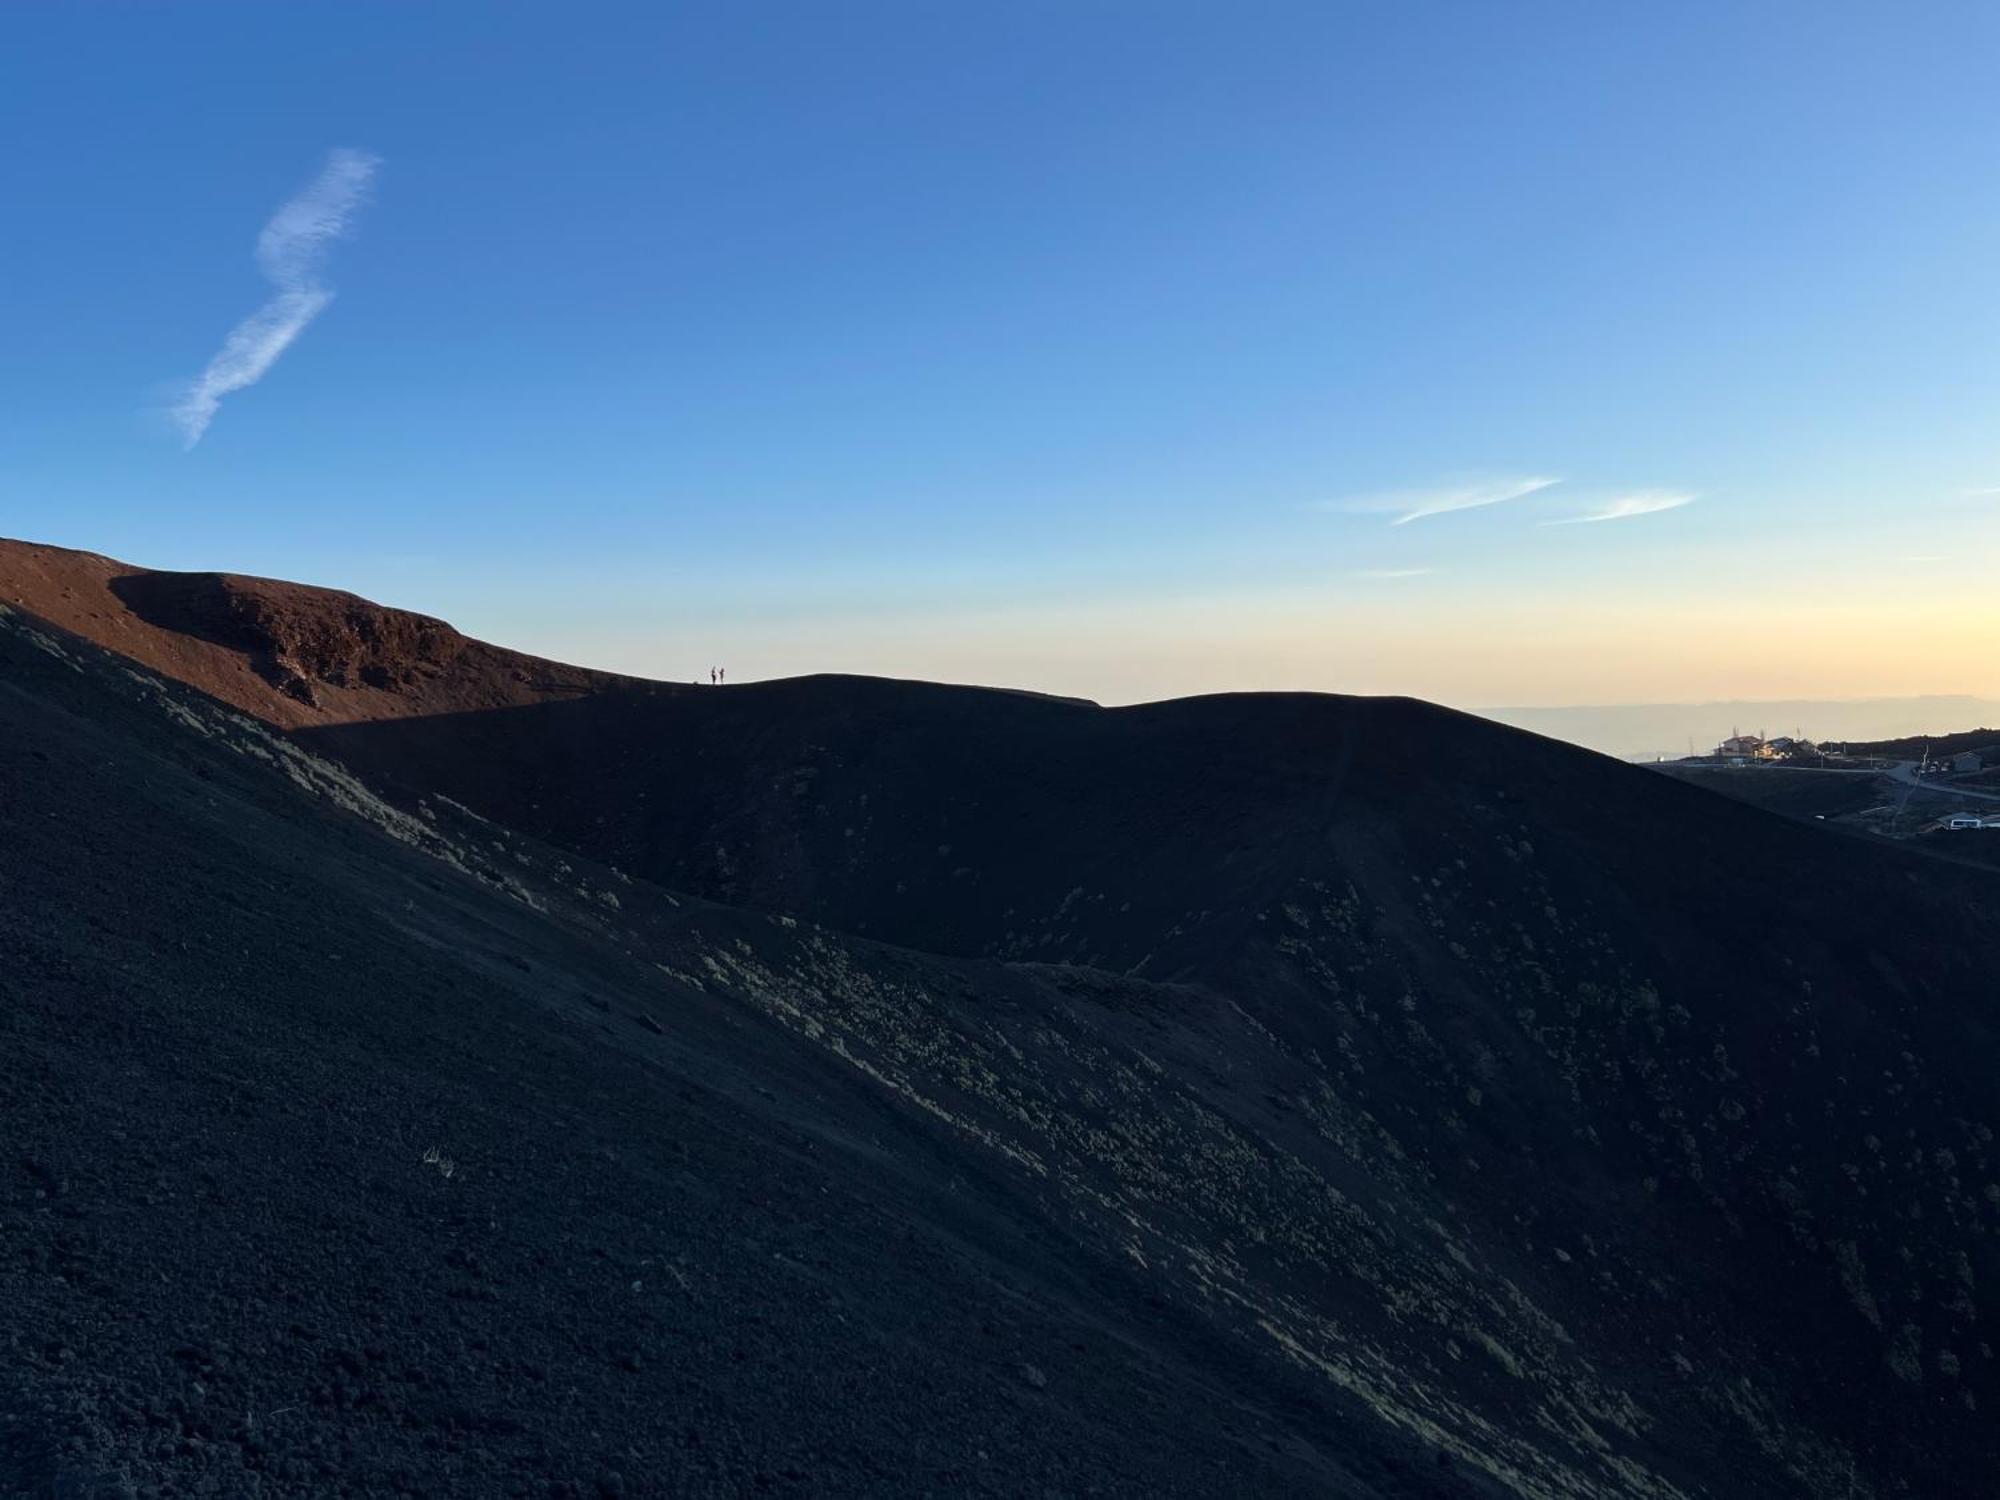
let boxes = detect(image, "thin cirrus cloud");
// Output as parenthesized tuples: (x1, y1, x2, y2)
(1541, 490, 1696, 526)
(1323, 475, 1561, 526)
(1352, 567, 1436, 579)
(1390, 475, 1558, 525)
(169, 148, 380, 448)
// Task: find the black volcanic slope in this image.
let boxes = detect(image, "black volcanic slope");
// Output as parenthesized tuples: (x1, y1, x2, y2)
(1650, 764, 1895, 826)
(0, 604, 1396, 1497)
(7, 553, 2000, 1497)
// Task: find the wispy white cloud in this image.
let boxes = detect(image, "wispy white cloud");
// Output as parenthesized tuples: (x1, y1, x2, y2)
(1960, 486, 2000, 498)
(1387, 476, 1559, 526)
(1319, 475, 1560, 526)
(1542, 490, 1696, 526)
(1351, 567, 1435, 579)
(170, 148, 380, 448)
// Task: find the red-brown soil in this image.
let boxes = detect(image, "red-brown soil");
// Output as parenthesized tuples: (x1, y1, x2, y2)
(0, 538, 634, 729)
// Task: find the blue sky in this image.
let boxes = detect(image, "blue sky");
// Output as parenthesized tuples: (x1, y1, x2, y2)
(6, 2, 1999, 707)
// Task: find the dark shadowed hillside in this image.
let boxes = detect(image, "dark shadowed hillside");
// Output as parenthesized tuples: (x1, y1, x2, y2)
(8, 541, 2000, 1498)
(0, 598, 1428, 1499)
(1650, 765, 1895, 825)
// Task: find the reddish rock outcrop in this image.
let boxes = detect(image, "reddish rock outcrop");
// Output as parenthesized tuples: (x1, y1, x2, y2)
(0, 538, 634, 727)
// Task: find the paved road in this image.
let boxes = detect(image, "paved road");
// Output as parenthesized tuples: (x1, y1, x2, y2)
(1886, 760, 2000, 803)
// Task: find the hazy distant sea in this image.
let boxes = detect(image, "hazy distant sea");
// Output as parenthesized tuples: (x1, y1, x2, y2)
(1477, 696, 2000, 762)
